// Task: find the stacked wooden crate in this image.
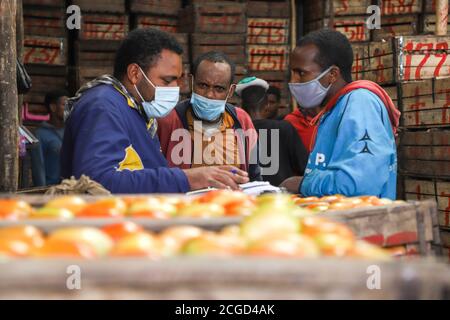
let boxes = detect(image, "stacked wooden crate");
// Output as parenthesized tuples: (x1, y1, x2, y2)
(421, 0, 450, 35)
(129, 0, 188, 99)
(246, 0, 291, 107)
(372, 0, 421, 41)
(71, 0, 127, 90)
(396, 35, 450, 261)
(22, 0, 68, 122)
(180, 1, 248, 104)
(304, 0, 371, 43)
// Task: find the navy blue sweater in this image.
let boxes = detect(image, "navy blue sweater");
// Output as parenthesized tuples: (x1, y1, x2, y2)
(61, 84, 190, 193)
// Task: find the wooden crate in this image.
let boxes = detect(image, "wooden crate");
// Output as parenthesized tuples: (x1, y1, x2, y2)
(437, 181, 450, 229)
(71, 0, 126, 14)
(247, 44, 289, 71)
(395, 35, 450, 82)
(23, 5, 66, 37)
(422, 14, 450, 35)
(75, 40, 120, 67)
(0, 258, 449, 299)
(130, 0, 182, 16)
(372, 14, 419, 41)
(79, 14, 128, 41)
(351, 41, 395, 84)
(399, 77, 450, 128)
(425, 0, 450, 13)
(247, 18, 290, 45)
(134, 14, 179, 33)
(191, 34, 246, 64)
(304, 0, 371, 21)
(24, 35, 67, 66)
(247, 0, 290, 18)
(179, 2, 247, 34)
(23, 0, 65, 7)
(378, 0, 422, 16)
(399, 129, 450, 177)
(442, 230, 450, 248)
(306, 15, 370, 43)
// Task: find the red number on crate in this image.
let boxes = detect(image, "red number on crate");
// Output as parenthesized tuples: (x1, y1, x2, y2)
(414, 43, 433, 80)
(335, 0, 349, 15)
(434, 42, 449, 77)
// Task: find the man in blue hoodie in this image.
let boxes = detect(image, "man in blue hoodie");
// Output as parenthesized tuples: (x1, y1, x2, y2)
(280, 29, 400, 199)
(61, 28, 249, 193)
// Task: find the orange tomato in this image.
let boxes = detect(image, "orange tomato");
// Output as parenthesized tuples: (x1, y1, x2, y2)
(76, 198, 126, 218)
(101, 222, 144, 242)
(44, 196, 86, 214)
(0, 200, 34, 220)
(319, 195, 345, 202)
(110, 232, 161, 258)
(32, 238, 96, 259)
(305, 202, 330, 212)
(293, 196, 320, 205)
(0, 225, 44, 248)
(127, 198, 176, 218)
(0, 238, 30, 257)
(301, 216, 355, 240)
(224, 198, 255, 216)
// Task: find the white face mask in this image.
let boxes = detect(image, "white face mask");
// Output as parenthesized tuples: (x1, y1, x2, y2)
(288, 66, 333, 109)
(134, 67, 180, 118)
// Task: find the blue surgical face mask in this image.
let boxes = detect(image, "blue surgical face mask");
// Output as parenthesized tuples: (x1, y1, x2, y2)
(190, 93, 229, 122)
(190, 78, 233, 122)
(134, 67, 180, 118)
(289, 66, 333, 109)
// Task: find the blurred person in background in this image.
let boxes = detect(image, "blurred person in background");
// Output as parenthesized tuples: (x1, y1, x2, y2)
(31, 89, 68, 186)
(237, 77, 308, 186)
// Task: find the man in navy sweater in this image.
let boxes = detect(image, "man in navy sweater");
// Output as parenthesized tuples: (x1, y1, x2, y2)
(61, 28, 249, 193)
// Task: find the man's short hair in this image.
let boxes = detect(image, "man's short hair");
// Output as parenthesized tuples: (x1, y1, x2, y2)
(44, 89, 68, 112)
(113, 28, 183, 79)
(267, 86, 281, 102)
(241, 86, 267, 113)
(297, 28, 353, 83)
(192, 51, 236, 84)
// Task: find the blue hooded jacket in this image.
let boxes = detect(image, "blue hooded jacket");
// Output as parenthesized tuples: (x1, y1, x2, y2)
(300, 88, 397, 200)
(61, 84, 190, 193)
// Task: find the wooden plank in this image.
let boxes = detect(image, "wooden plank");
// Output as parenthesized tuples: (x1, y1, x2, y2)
(80, 14, 128, 41)
(304, 0, 371, 20)
(425, 0, 450, 13)
(247, 18, 289, 45)
(180, 3, 247, 34)
(438, 194, 450, 212)
(397, 36, 450, 81)
(247, 1, 290, 18)
(423, 14, 450, 35)
(400, 79, 433, 97)
(247, 45, 289, 71)
(380, 0, 422, 15)
(192, 45, 246, 64)
(373, 14, 419, 41)
(441, 230, 450, 248)
(434, 77, 450, 95)
(401, 95, 434, 112)
(135, 15, 179, 33)
(438, 210, 450, 228)
(401, 159, 450, 177)
(72, 0, 125, 14)
(403, 109, 450, 127)
(437, 181, 450, 196)
(400, 129, 450, 145)
(329, 16, 370, 42)
(0, 258, 449, 299)
(401, 146, 450, 161)
(23, 0, 65, 7)
(383, 85, 398, 101)
(404, 178, 436, 195)
(191, 33, 246, 46)
(23, 36, 66, 66)
(130, 0, 182, 15)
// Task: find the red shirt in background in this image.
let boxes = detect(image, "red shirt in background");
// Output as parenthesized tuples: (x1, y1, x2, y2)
(284, 109, 316, 152)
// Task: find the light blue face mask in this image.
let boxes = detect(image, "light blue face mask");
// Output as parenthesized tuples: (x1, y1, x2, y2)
(190, 92, 229, 122)
(134, 67, 180, 118)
